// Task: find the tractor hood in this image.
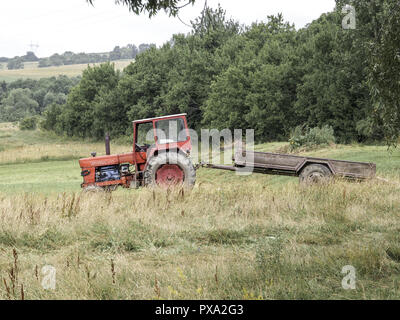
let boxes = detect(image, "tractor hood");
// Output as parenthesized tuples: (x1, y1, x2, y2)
(79, 152, 135, 169)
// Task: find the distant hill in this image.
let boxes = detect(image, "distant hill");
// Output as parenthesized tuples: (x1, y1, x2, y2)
(0, 43, 153, 72)
(0, 59, 134, 82)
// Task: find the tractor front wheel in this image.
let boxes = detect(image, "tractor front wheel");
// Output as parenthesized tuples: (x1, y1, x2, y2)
(82, 185, 105, 193)
(144, 152, 196, 188)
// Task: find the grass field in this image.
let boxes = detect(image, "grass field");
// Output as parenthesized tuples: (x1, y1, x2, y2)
(0, 124, 399, 299)
(0, 59, 134, 82)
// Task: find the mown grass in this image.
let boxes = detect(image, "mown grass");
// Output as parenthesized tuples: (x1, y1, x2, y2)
(0, 123, 130, 166)
(0, 59, 134, 82)
(0, 124, 400, 299)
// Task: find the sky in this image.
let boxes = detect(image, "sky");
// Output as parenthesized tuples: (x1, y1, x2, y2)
(0, 0, 336, 58)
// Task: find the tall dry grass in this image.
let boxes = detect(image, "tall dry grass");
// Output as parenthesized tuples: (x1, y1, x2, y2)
(0, 177, 399, 299)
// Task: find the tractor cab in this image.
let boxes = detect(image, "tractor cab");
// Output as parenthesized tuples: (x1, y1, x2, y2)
(133, 113, 192, 171)
(79, 113, 195, 190)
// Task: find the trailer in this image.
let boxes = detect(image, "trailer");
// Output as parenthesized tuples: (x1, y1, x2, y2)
(203, 148, 376, 183)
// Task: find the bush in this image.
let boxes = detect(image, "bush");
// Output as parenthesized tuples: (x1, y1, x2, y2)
(19, 116, 37, 130)
(39, 104, 62, 132)
(289, 125, 335, 151)
(7, 58, 24, 70)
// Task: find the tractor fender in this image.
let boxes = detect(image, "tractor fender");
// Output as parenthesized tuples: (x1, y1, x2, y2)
(144, 147, 190, 171)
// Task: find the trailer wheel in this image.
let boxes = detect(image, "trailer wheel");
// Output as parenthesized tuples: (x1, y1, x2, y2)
(299, 164, 332, 184)
(144, 152, 196, 188)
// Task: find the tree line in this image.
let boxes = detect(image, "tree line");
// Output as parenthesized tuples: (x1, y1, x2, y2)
(37, 43, 154, 68)
(1, 52, 39, 70)
(24, 2, 400, 144)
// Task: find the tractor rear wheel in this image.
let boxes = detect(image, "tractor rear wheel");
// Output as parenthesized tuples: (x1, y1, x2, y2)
(299, 164, 332, 184)
(144, 152, 196, 188)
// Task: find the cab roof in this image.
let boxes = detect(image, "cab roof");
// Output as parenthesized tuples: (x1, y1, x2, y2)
(132, 113, 187, 124)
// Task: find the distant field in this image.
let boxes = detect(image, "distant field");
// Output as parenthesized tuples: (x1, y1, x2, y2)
(0, 124, 400, 299)
(0, 59, 134, 81)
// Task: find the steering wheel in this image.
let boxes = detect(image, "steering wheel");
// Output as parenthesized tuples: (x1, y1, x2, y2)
(135, 143, 151, 152)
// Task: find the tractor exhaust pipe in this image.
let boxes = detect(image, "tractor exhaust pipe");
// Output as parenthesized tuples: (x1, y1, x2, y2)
(105, 133, 110, 155)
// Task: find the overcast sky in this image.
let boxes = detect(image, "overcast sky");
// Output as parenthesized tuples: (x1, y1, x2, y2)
(0, 0, 336, 58)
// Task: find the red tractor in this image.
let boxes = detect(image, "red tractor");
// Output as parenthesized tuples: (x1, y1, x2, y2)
(79, 113, 196, 191)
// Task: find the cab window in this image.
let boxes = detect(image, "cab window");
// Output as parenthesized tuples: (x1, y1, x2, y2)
(155, 118, 187, 144)
(136, 122, 154, 146)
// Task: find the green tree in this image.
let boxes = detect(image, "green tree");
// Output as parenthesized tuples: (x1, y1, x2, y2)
(43, 92, 67, 108)
(368, 1, 400, 144)
(0, 81, 7, 101)
(44, 4, 394, 144)
(58, 62, 120, 138)
(40, 104, 63, 132)
(110, 46, 122, 60)
(49, 53, 64, 66)
(19, 116, 38, 130)
(203, 15, 299, 141)
(22, 51, 39, 62)
(0, 88, 39, 121)
(7, 58, 24, 70)
(38, 58, 51, 68)
(294, 9, 377, 143)
(122, 6, 240, 130)
(334, 0, 398, 143)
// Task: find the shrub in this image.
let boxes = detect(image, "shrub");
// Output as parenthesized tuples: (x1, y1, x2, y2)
(289, 125, 336, 151)
(19, 116, 37, 130)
